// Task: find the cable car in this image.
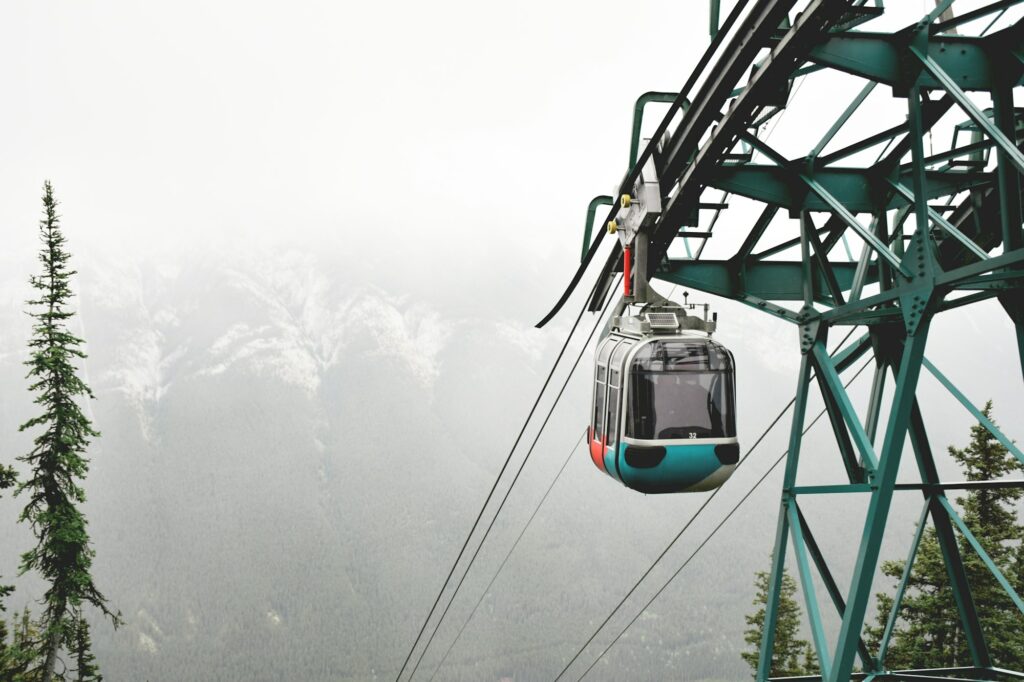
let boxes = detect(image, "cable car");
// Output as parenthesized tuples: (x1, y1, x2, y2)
(588, 304, 739, 494)
(586, 156, 737, 493)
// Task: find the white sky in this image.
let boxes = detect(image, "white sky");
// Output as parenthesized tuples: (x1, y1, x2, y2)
(0, 1, 711, 274)
(0, 0, 1021, 435)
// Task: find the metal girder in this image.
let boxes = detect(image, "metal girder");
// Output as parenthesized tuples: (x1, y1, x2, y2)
(804, 248, 1024, 325)
(788, 500, 832, 679)
(809, 30, 1024, 95)
(706, 165, 986, 213)
(923, 356, 1024, 465)
(544, 2, 1024, 679)
(659, 0, 807, 183)
(650, 0, 858, 271)
(657, 259, 860, 304)
(660, 245, 1024, 315)
(830, 324, 931, 681)
(758, 355, 815, 681)
(876, 500, 932, 665)
(793, 505, 874, 670)
(939, 496, 1024, 614)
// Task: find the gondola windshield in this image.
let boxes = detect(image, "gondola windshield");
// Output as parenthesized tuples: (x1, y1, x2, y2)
(626, 339, 735, 440)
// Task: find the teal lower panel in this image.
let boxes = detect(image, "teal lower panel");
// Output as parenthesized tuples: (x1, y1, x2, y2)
(616, 443, 729, 494)
(602, 447, 622, 482)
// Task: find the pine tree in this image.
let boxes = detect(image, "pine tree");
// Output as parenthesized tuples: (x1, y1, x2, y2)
(949, 402, 1024, 667)
(1, 471, 15, 598)
(742, 568, 819, 677)
(1, 463, 16, 613)
(70, 613, 101, 682)
(1, 456, 20, 677)
(866, 531, 962, 668)
(0, 616, 8, 664)
(1012, 541, 1024, 602)
(15, 181, 119, 682)
(1, 608, 40, 681)
(867, 402, 1024, 669)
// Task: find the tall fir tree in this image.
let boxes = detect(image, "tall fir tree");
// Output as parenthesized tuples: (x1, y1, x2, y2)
(948, 402, 1024, 667)
(867, 402, 1024, 669)
(0, 616, 8, 670)
(741, 568, 820, 677)
(15, 181, 119, 682)
(1, 455, 20, 676)
(71, 613, 101, 682)
(1, 463, 16, 610)
(865, 530, 961, 668)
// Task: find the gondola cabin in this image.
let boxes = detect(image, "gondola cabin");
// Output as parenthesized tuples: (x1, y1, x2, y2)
(588, 307, 738, 494)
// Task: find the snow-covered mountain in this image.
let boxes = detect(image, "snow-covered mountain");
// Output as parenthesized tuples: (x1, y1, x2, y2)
(0, 246, 682, 680)
(1, 243, 1020, 681)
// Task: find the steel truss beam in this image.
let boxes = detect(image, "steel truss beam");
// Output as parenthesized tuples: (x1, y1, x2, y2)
(734, 6, 1024, 681)
(544, 0, 1024, 679)
(809, 29, 1024, 94)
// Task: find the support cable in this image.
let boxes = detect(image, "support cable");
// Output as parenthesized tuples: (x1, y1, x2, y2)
(430, 280, 670, 680)
(394, 272, 604, 682)
(551, 328, 861, 682)
(426, 281, 621, 679)
(572, 356, 874, 681)
(426, 430, 587, 682)
(407, 278, 622, 680)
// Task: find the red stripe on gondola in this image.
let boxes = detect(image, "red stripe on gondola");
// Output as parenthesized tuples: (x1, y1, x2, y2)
(589, 437, 606, 471)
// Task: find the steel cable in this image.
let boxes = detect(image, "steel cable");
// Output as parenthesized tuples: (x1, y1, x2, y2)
(425, 431, 586, 682)
(426, 278, 629, 680)
(407, 277, 622, 679)
(393, 272, 605, 681)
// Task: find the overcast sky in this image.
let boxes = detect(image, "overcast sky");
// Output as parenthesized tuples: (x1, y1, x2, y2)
(0, 1, 714, 270)
(1, 0, 1021, 462)
(3, 5, 1024, 678)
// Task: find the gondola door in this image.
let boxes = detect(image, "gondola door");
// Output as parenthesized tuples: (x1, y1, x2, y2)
(590, 336, 634, 483)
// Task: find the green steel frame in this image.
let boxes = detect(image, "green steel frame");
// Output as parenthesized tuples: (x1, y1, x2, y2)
(549, 1, 1024, 679)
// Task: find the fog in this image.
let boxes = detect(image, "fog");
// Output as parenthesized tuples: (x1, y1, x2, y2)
(1, 2, 1023, 680)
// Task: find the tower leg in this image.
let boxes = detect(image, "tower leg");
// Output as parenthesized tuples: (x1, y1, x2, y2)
(757, 355, 813, 681)
(828, 323, 930, 681)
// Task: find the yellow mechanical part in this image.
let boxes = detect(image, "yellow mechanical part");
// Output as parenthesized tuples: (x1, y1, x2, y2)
(620, 193, 632, 209)
(607, 219, 618, 234)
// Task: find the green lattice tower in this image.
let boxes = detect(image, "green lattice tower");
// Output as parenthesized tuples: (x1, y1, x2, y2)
(550, 1, 1024, 679)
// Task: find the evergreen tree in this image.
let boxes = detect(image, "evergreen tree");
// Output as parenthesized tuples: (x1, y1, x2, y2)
(70, 613, 101, 682)
(1, 457, 20, 677)
(0, 616, 8, 666)
(866, 531, 961, 668)
(15, 182, 119, 682)
(949, 402, 1024, 667)
(1, 463, 16, 612)
(800, 641, 817, 675)
(1012, 541, 1024, 602)
(1, 608, 40, 681)
(868, 402, 1024, 669)
(742, 568, 819, 677)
